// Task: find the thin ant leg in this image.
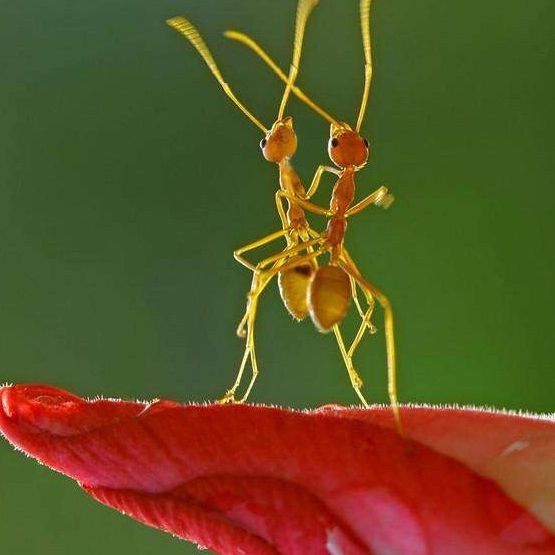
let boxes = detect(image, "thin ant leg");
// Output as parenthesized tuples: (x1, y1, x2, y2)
(307, 227, 373, 396)
(234, 228, 291, 336)
(259, 248, 324, 282)
(221, 271, 268, 403)
(345, 186, 393, 217)
(231, 231, 325, 396)
(236, 229, 309, 337)
(304, 165, 340, 199)
(236, 232, 297, 337)
(236, 229, 311, 336)
(338, 257, 403, 434)
(224, 247, 324, 403)
(256, 234, 325, 271)
(234, 229, 289, 271)
(274, 191, 291, 240)
(236, 308, 249, 338)
(236, 260, 283, 338)
(347, 296, 377, 358)
(222, 337, 251, 403)
(236, 227, 322, 339)
(289, 230, 373, 408)
(277, 190, 331, 217)
(347, 297, 375, 365)
(333, 325, 369, 407)
(349, 274, 370, 325)
(241, 248, 326, 401)
(308, 227, 324, 240)
(343, 247, 376, 334)
(237, 282, 263, 403)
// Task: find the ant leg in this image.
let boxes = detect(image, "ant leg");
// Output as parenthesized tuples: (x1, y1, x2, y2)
(347, 296, 378, 387)
(237, 254, 290, 338)
(348, 273, 376, 332)
(236, 269, 260, 338)
(274, 191, 291, 239)
(343, 255, 377, 363)
(256, 234, 325, 270)
(221, 270, 274, 403)
(347, 302, 375, 366)
(345, 186, 393, 217)
(225, 247, 324, 403)
(338, 257, 403, 434)
(239, 246, 326, 400)
(262, 248, 323, 278)
(277, 190, 331, 217)
(237, 234, 322, 336)
(221, 337, 251, 402)
(236, 308, 249, 338)
(304, 165, 340, 199)
(343, 248, 376, 334)
(227, 244, 325, 400)
(234, 228, 292, 337)
(332, 325, 369, 407)
(234, 229, 289, 271)
(237, 287, 262, 403)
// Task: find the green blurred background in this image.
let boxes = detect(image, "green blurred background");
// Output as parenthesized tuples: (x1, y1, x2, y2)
(1, 0, 554, 552)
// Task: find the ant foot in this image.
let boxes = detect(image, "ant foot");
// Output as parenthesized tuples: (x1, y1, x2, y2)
(218, 391, 237, 404)
(376, 191, 395, 209)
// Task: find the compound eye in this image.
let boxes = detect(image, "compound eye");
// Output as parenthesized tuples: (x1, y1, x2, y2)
(260, 138, 267, 149)
(363, 138, 369, 148)
(331, 138, 339, 148)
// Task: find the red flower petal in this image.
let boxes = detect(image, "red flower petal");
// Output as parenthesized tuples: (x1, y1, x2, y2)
(1, 384, 554, 554)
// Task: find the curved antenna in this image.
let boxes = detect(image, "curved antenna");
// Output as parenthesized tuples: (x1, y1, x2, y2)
(355, 0, 373, 132)
(166, 17, 268, 134)
(277, 0, 319, 120)
(224, 30, 339, 126)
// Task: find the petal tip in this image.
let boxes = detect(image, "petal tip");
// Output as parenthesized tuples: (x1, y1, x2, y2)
(1, 387, 15, 419)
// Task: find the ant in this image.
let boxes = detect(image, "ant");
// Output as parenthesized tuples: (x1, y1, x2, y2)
(166, 0, 398, 428)
(221, 0, 401, 429)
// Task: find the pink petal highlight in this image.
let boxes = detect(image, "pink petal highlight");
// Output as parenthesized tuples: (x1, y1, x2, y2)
(324, 405, 555, 532)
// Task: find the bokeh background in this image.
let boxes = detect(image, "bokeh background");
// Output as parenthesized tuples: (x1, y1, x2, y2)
(1, 0, 554, 552)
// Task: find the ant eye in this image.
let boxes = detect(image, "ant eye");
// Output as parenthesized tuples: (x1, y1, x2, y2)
(331, 138, 339, 147)
(260, 138, 267, 149)
(363, 138, 369, 148)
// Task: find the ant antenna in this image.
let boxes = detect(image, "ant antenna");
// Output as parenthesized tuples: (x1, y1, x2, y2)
(278, 0, 318, 120)
(224, 31, 339, 126)
(166, 17, 268, 134)
(356, 0, 373, 132)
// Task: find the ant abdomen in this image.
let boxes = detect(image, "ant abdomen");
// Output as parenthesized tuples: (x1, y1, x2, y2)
(308, 265, 351, 333)
(278, 263, 314, 320)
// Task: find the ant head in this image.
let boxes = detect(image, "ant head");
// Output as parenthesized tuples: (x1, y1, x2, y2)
(260, 116, 298, 163)
(328, 122, 369, 169)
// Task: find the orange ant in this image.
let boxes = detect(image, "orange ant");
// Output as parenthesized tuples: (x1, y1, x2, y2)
(220, 0, 401, 429)
(166, 0, 398, 427)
